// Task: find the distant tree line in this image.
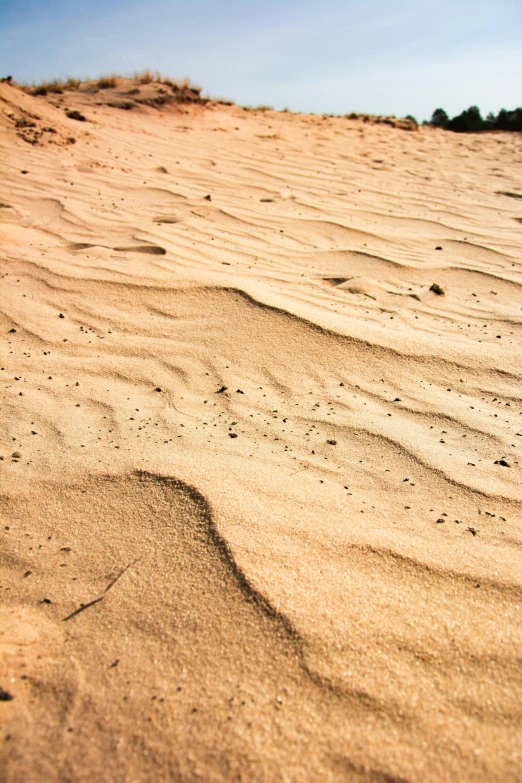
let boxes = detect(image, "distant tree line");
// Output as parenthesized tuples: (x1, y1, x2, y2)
(430, 105, 522, 133)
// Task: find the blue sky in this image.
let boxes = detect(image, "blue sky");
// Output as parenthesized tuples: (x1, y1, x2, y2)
(1, 0, 520, 120)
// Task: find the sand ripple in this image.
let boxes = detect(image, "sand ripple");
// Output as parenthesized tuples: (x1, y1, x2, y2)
(1, 81, 521, 781)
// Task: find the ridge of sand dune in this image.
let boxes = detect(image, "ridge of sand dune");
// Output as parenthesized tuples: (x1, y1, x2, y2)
(1, 80, 521, 782)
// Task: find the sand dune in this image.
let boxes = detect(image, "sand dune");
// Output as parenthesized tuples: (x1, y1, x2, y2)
(1, 79, 521, 782)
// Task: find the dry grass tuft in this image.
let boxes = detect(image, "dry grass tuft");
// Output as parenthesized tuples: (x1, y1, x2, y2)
(20, 81, 49, 96)
(97, 75, 118, 89)
(64, 77, 81, 90)
(46, 80, 64, 94)
(178, 77, 202, 94)
(16, 71, 207, 102)
(20, 77, 83, 95)
(134, 69, 158, 84)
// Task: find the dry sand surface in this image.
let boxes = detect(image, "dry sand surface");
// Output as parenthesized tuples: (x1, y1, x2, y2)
(1, 78, 521, 782)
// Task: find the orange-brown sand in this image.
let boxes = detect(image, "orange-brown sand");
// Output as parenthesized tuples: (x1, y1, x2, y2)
(1, 78, 521, 782)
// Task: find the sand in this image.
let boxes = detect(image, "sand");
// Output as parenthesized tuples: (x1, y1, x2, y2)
(1, 78, 521, 782)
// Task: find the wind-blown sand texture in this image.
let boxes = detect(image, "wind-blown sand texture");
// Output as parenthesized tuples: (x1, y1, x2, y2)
(1, 78, 521, 782)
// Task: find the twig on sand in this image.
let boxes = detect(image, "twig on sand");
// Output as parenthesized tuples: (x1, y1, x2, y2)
(62, 559, 140, 622)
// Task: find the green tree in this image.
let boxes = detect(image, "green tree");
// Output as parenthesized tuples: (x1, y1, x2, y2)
(430, 108, 449, 128)
(494, 108, 522, 131)
(447, 105, 484, 133)
(484, 112, 496, 130)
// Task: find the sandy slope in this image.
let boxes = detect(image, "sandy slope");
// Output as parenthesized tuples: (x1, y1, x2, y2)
(1, 79, 521, 782)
